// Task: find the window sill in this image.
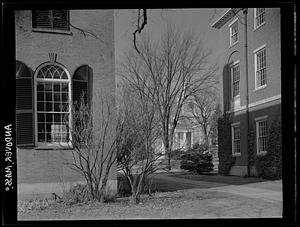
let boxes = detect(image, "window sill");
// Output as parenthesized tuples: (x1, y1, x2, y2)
(32, 28, 73, 36)
(257, 151, 267, 156)
(254, 84, 267, 91)
(35, 142, 73, 150)
(254, 22, 265, 31)
(232, 153, 241, 157)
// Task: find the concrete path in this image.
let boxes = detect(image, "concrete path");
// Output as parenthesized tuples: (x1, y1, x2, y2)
(208, 180, 282, 203)
(152, 173, 282, 203)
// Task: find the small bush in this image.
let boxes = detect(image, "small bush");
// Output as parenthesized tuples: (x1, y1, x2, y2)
(180, 151, 214, 174)
(61, 184, 92, 205)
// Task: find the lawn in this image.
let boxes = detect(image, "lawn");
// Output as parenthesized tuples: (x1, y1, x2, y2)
(168, 172, 266, 185)
(18, 188, 282, 220)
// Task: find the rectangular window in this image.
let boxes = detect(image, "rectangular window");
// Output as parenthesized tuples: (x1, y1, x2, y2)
(32, 10, 70, 31)
(254, 46, 267, 89)
(232, 123, 241, 155)
(230, 62, 240, 98)
(254, 8, 265, 29)
(256, 119, 268, 154)
(229, 20, 238, 46)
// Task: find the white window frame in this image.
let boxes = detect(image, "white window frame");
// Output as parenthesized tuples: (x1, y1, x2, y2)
(230, 60, 240, 99)
(254, 44, 267, 90)
(231, 122, 241, 156)
(229, 18, 239, 46)
(34, 62, 72, 148)
(255, 115, 268, 155)
(254, 8, 266, 30)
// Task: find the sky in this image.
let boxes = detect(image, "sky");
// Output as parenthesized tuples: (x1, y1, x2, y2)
(114, 9, 225, 66)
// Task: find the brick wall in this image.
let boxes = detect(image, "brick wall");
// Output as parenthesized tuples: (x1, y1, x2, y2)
(15, 10, 117, 185)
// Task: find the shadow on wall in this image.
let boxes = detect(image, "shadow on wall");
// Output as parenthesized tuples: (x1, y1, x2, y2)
(222, 63, 230, 113)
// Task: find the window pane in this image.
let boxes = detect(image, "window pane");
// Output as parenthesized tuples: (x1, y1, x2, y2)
(54, 92, 61, 102)
(45, 92, 52, 102)
(46, 102, 53, 111)
(61, 102, 69, 112)
(46, 113, 52, 122)
(54, 113, 61, 123)
(37, 83, 44, 91)
(46, 132, 52, 142)
(54, 83, 60, 92)
(37, 92, 44, 101)
(62, 83, 68, 92)
(38, 113, 45, 122)
(38, 133, 46, 142)
(61, 72, 68, 79)
(37, 101, 44, 111)
(62, 114, 69, 123)
(61, 133, 69, 142)
(62, 92, 68, 102)
(38, 123, 45, 133)
(54, 103, 61, 112)
(45, 83, 52, 91)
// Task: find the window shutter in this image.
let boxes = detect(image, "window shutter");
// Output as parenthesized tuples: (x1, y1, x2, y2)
(32, 10, 52, 29)
(73, 65, 90, 107)
(16, 61, 34, 146)
(32, 10, 70, 31)
(52, 10, 69, 31)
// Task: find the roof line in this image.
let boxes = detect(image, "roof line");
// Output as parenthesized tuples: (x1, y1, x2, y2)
(211, 8, 243, 29)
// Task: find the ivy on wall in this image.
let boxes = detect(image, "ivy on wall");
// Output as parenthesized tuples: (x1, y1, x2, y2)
(217, 113, 236, 175)
(255, 115, 282, 180)
(248, 130, 256, 172)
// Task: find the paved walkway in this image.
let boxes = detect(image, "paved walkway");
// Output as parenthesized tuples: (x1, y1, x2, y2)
(209, 181, 282, 203)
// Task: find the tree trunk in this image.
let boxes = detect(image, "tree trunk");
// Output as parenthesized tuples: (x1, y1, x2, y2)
(131, 193, 140, 204)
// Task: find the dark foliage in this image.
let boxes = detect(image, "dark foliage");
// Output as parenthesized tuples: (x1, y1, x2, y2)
(255, 118, 282, 180)
(217, 113, 236, 175)
(180, 151, 214, 174)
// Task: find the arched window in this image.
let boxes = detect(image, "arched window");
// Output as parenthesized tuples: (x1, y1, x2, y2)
(34, 62, 71, 147)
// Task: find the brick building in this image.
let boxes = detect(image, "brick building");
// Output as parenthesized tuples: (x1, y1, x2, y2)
(212, 8, 281, 176)
(15, 10, 117, 195)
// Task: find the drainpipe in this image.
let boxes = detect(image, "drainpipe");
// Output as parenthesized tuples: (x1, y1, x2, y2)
(243, 8, 250, 176)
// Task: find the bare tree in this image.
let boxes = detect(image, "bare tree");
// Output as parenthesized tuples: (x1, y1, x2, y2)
(117, 83, 164, 204)
(186, 90, 219, 146)
(120, 24, 218, 170)
(64, 94, 119, 202)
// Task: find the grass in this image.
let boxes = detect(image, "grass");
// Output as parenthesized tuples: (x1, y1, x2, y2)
(18, 188, 282, 220)
(168, 172, 266, 185)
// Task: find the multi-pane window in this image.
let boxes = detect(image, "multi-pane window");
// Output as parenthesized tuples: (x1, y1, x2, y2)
(254, 8, 265, 29)
(255, 47, 267, 89)
(32, 10, 70, 31)
(231, 62, 240, 98)
(256, 119, 268, 154)
(230, 20, 238, 46)
(35, 64, 71, 145)
(232, 124, 241, 155)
